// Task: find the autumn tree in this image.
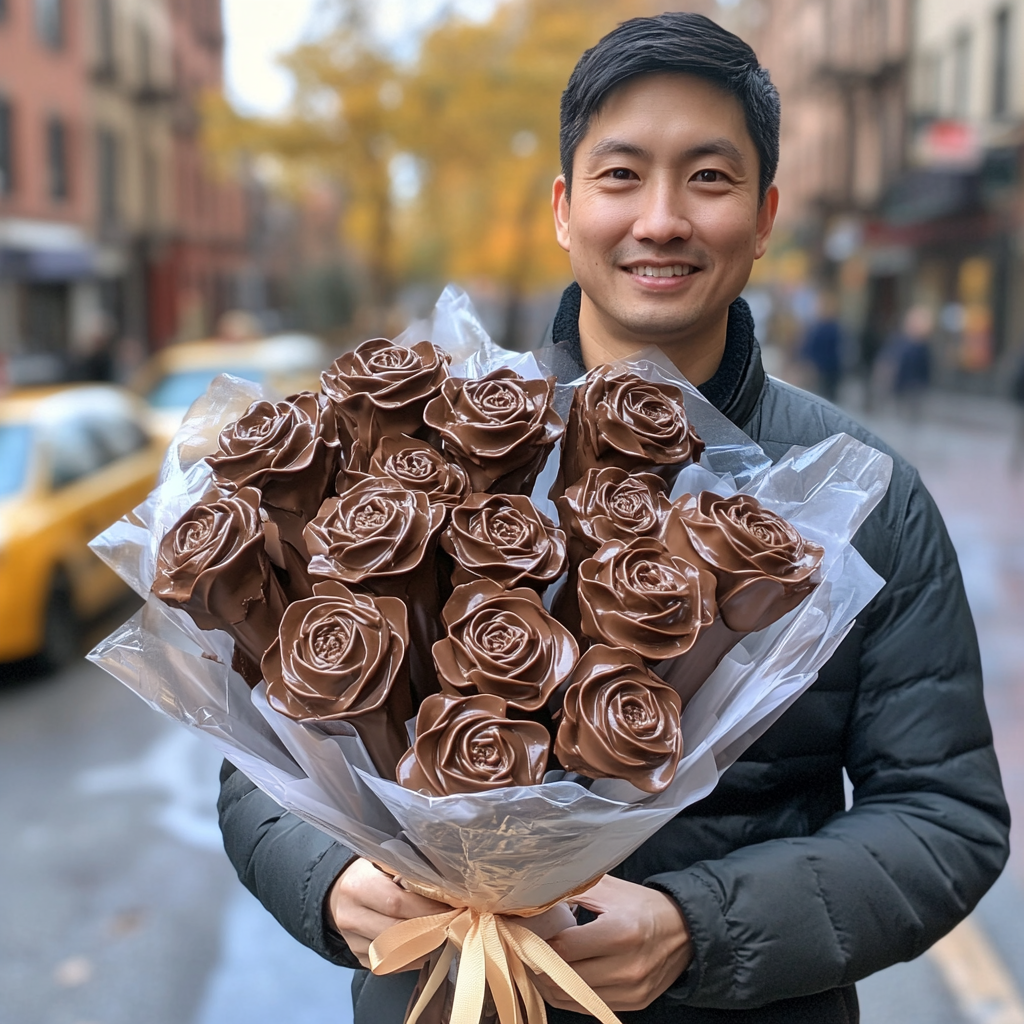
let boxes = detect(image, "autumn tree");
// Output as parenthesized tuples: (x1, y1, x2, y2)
(205, 0, 693, 340)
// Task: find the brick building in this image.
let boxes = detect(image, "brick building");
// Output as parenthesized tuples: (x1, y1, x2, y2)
(0, 0, 257, 381)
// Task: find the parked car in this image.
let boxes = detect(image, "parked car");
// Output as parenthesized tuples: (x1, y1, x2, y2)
(134, 334, 329, 445)
(0, 384, 164, 668)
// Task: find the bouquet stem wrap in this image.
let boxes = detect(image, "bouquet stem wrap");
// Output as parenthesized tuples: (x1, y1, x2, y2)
(370, 876, 621, 1024)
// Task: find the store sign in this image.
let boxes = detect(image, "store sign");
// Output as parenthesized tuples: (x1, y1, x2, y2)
(914, 120, 982, 168)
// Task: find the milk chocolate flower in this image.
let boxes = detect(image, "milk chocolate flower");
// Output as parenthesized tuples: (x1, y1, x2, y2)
(554, 645, 683, 794)
(561, 365, 704, 491)
(442, 493, 566, 591)
(664, 493, 824, 633)
(433, 580, 578, 713)
(305, 478, 446, 583)
(321, 338, 451, 452)
(578, 536, 716, 662)
(152, 486, 286, 674)
(206, 392, 340, 520)
(396, 693, 550, 796)
(558, 468, 672, 559)
(423, 368, 564, 494)
(262, 580, 412, 779)
(365, 435, 470, 512)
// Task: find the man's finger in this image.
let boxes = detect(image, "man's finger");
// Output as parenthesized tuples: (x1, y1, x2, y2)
(547, 910, 631, 964)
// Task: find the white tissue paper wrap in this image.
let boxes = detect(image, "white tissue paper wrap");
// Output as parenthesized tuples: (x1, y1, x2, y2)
(89, 284, 891, 915)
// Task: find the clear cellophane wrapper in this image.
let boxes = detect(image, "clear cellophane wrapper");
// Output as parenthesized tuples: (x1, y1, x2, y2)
(89, 284, 891, 916)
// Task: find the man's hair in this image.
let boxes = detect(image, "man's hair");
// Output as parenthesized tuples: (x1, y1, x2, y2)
(559, 12, 780, 205)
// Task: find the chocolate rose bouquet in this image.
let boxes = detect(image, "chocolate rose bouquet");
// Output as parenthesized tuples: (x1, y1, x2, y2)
(89, 285, 892, 1023)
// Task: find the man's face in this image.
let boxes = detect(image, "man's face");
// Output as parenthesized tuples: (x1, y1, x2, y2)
(553, 72, 777, 351)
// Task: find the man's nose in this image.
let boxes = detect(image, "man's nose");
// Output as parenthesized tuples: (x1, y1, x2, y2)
(631, 180, 692, 245)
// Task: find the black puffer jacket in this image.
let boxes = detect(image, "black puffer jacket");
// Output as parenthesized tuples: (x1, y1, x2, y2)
(218, 292, 1009, 1023)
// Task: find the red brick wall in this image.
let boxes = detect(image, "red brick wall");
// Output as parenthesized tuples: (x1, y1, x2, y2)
(0, 0, 92, 226)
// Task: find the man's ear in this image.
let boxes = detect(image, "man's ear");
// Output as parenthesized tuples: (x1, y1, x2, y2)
(552, 175, 571, 254)
(754, 184, 779, 260)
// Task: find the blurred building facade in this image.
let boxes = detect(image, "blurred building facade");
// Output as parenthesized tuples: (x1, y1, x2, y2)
(737, 0, 1024, 394)
(0, 0, 267, 382)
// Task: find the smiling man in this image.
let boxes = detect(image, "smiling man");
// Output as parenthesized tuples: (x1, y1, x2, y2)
(218, 13, 1009, 1024)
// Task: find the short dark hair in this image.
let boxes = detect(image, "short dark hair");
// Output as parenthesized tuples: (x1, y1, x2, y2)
(559, 12, 780, 205)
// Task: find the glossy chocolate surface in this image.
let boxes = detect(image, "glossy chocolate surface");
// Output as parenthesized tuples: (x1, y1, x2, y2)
(554, 644, 683, 794)
(396, 692, 550, 796)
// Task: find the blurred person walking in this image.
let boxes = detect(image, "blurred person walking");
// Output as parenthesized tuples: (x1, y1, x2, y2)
(875, 305, 933, 420)
(798, 291, 843, 401)
(1010, 347, 1024, 474)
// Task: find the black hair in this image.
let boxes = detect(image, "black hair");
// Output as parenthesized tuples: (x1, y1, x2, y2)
(559, 12, 780, 204)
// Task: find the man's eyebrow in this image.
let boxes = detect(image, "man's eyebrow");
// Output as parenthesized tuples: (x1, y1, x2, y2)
(585, 136, 747, 165)
(686, 138, 746, 164)
(586, 138, 651, 161)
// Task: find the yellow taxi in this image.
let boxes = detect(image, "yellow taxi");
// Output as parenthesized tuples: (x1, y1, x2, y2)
(134, 334, 329, 445)
(0, 384, 164, 668)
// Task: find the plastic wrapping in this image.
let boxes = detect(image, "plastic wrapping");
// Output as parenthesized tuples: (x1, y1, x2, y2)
(89, 285, 891, 915)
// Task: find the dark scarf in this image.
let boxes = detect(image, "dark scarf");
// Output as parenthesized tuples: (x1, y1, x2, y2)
(545, 281, 758, 415)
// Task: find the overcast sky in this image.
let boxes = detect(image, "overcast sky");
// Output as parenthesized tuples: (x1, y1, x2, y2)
(223, 0, 500, 116)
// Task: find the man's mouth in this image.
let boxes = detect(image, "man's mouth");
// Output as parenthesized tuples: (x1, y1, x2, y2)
(626, 265, 698, 278)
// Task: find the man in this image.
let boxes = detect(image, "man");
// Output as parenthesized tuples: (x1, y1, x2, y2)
(219, 13, 1009, 1023)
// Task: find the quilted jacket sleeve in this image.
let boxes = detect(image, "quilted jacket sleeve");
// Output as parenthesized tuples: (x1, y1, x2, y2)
(218, 759, 361, 968)
(648, 471, 1010, 1009)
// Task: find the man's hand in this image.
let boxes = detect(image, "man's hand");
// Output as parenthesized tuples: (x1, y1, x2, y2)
(326, 857, 451, 970)
(532, 874, 693, 1013)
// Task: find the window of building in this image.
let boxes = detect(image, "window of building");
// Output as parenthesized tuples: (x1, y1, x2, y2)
(35, 0, 65, 50)
(952, 30, 972, 118)
(993, 7, 1012, 118)
(0, 98, 12, 195)
(47, 116, 68, 201)
(97, 128, 119, 229)
(96, 0, 116, 75)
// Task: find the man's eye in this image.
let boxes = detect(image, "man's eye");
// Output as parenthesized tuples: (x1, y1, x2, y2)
(695, 169, 724, 183)
(608, 168, 637, 180)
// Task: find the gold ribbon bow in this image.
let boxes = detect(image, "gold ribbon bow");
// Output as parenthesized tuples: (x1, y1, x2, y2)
(368, 876, 622, 1024)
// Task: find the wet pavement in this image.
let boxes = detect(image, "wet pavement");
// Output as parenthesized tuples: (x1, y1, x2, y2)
(2, 389, 1023, 1024)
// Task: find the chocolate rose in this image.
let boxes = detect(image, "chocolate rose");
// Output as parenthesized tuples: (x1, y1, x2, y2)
(152, 486, 286, 678)
(321, 338, 451, 453)
(262, 580, 412, 779)
(433, 580, 578, 713)
(558, 468, 672, 560)
(396, 693, 550, 796)
(206, 392, 340, 521)
(346, 435, 470, 513)
(442, 493, 566, 592)
(554, 645, 683, 794)
(560, 365, 704, 493)
(578, 536, 716, 662)
(663, 492, 824, 633)
(305, 478, 446, 583)
(423, 368, 564, 494)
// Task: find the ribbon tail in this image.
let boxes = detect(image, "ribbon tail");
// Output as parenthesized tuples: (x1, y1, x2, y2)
(450, 919, 488, 1024)
(479, 914, 525, 1024)
(405, 943, 456, 1024)
(370, 909, 462, 975)
(505, 939, 547, 1024)
(501, 922, 623, 1024)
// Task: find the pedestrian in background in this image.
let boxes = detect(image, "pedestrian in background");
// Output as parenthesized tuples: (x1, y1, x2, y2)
(875, 305, 933, 420)
(799, 291, 843, 401)
(1010, 347, 1024, 474)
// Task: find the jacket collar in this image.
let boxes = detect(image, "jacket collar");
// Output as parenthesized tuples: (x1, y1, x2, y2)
(539, 281, 765, 429)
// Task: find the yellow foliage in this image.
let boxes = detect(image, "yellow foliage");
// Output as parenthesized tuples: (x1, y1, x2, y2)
(203, 0, 676, 302)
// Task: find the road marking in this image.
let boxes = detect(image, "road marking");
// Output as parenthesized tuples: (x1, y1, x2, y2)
(928, 916, 1024, 1024)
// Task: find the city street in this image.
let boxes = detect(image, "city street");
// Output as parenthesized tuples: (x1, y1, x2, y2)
(2, 391, 1024, 1024)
